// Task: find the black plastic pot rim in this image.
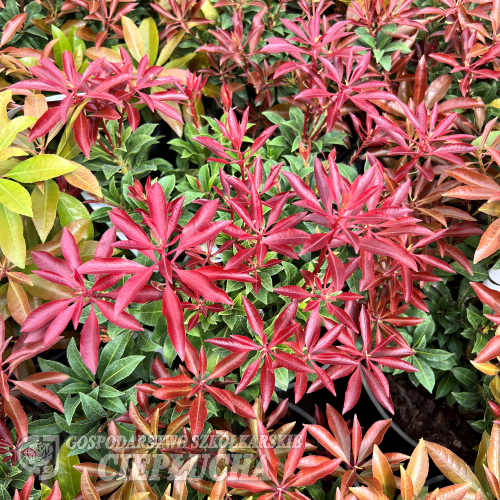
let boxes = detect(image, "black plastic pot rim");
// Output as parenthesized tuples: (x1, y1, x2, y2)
(362, 378, 447, 487)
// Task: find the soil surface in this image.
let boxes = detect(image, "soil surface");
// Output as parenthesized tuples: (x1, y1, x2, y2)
(388, 374, 480, 464)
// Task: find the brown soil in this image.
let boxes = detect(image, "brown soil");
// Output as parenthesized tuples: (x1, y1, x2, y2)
(388, 374, 481, 464)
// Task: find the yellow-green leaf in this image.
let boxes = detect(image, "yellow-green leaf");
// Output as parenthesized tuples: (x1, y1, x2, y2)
(0, 179, 32, 216)
(164, 53, 196, 69)
(122, 16, 145, 63)
(0, 90, 11, 128)
(0, 147, 28, 162)
(41, 484, 51, 500)
(78, 240, 98, 263)
(200, 0, 218, 21)
(139, 18, 158, 65)
(64, 164, 102, 197)
(6, 154, 78, 183)
(476, 431, 490, 494)
(479, 202, 500, 217)
(58, 132, 81, 160)
(54, 438, 82, 500)
(157, 31, 185, 66)
(488, 99, 500, 109)
(51, 25, 72, 69)
(25, 274, 73, 301)
(0, 115, 36, 150)
(84, 46, 122, 63)
(57, 192, 93, 240)
(0, 204, 26, 268)
(32, 180, 60, 243)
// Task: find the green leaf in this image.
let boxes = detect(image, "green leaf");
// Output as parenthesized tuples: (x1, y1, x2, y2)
(452, 261, 487, 282)
(158, 175, 175, 199)
(472, 130, 500, 148)
(275, 367, 288, 391)
(452, 367, 478, 388)
(413, 356, 435, 392)
(38, 358, 81, 383)
(413, 314, 435, 345)
(97, 332, 130, 380)
(6, 155, 77, 183)
(0, 204, 25, 268)
(67, 338, 95, 383)
(98, 384, 123, 398)
(51, 25, 72, 69)
(337, 163, 358, 183)
(0, 179, 32, 216)
(132, 301, 162, 326)
(31, 179, 60, 242)
(64, 396, 80, 426)
(262, 111, 287, 125)
(54, 438, 82, 500)
(379, 54, 392, 71)
(79, 393, 107, 421)
(452, 391, 482, 408)
(28, 415, 61, 435)
(57, 192, 93, 240)
(58, 382, 93, 394)
(99, 396, 126, 413)
(386, 42, 412, 53)
(416, 348, 454, 368)
(436, 372, 454, 398)
(467, 306, 482, 330)
(0, 115, 36, 150)
(101, 355, 145, 386)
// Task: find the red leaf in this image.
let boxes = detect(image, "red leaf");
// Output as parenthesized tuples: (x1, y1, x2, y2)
(4, 396, 28, 442)
(13, 380, 64, 412)
(189, 393, 207, 438)
(23, 372, 69, 386)
(286, 458, 342, 488)
(0, 13, 27, 48)
(471, 282, 500, 314)
(283, 428, 307, 481)
(74, 112, 91, 158)
(475, 218, 500, 263)
(162, 285, 185, 361)
(93, 300, 143, 331)
(207, 352, 247, 380)
(79, 258, 148, 275)
(242, 296, 263, 336)
(343, 366, 362, 414)
(476, 336, 500, 363)
(225, 474, 270, 493)
(260, 362, 275, 411)
(359, 237, 417, 271)
(21, 299, 74, 333)
(175, 269, 233, 305)
(80, 305, 100, 374)
(114, 266, 155, 316)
